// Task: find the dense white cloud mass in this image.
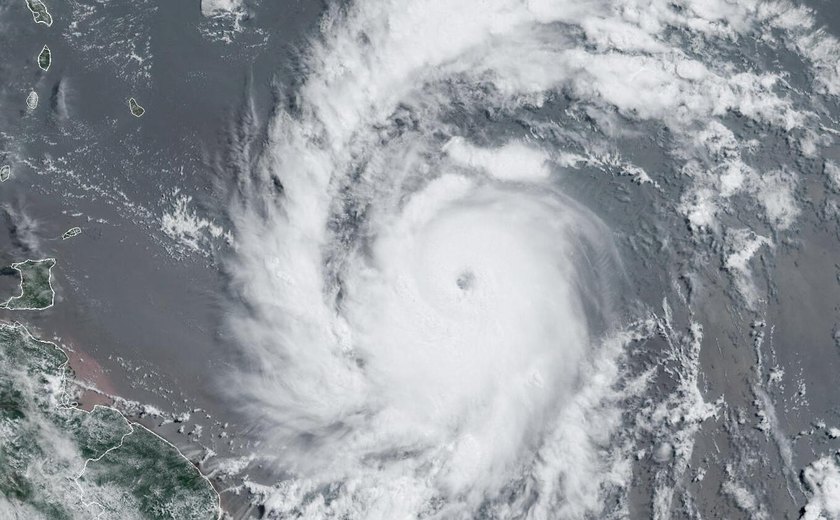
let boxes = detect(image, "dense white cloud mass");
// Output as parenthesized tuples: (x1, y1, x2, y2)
(443, 138, 551, 181)
(803, 454, 840, 520)
(200, 0, 243, 18)
(223, 0, 840, 517)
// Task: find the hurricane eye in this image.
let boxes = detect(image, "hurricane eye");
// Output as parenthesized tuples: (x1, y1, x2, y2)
(456, 270, 475, 291)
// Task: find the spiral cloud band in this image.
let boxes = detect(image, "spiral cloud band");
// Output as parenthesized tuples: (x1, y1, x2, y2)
(224, 0, 834, 516)
(229, 136, 623, 517)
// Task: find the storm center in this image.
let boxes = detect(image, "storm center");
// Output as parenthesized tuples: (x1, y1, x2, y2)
(456, 270, 475, 290)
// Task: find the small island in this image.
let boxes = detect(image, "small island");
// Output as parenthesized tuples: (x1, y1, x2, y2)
(1, 258, 56, 310)
(38, 45, 51, 71)
(128, 97, 145, 117)
(62, 227, 82, 240)
(26, 91, 38, 110)
(24, 0, 53, 27)
(0, 322, 221, 519)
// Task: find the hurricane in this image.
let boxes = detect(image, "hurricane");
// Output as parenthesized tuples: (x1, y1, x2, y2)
(221, 0, 840, 517)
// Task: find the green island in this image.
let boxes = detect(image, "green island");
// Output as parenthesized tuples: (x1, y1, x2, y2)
(24, 0, 53, 27)
(38, 45, 51, 71)
(128, 98, 145, 117)
(1, 258, 56, 310)
(0, 323, 220, 519)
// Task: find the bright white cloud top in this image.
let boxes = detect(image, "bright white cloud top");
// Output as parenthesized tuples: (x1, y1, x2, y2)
(222, 0, 840, 517)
